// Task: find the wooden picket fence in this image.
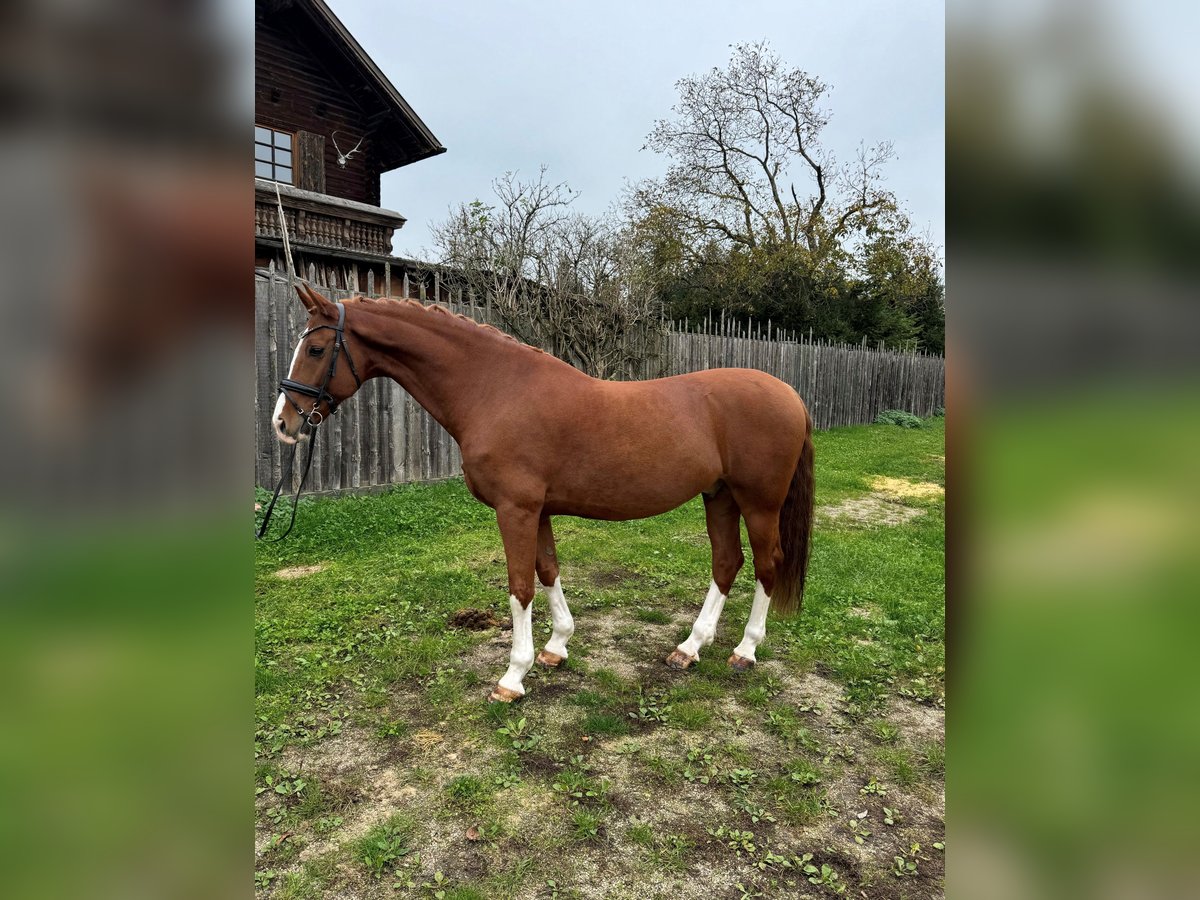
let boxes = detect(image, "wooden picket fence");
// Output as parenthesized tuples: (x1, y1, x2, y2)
(254, 271, 944, 493)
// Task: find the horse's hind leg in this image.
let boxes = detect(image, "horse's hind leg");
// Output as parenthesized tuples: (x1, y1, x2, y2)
(728, 506, 783, 671)
(535, 516, 574, 667)
(668, 487, 744, 668)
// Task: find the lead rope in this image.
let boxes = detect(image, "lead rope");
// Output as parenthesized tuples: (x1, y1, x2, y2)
(255, 425, 320, 541)
(258, 179, 303, 540)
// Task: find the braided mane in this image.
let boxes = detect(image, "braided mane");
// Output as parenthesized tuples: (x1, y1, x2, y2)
(353, 295, 544, 354)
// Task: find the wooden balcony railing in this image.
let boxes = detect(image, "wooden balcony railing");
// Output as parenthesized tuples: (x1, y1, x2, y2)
(254, 179, 406, 258)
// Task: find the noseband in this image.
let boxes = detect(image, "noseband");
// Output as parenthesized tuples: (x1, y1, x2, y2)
(257, 300, 361, 541)
(277, 301, 362, 427)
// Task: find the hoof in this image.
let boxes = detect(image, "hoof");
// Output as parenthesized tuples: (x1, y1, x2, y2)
(727, 653, 755, 672)
(488, 685, 523, 703)
(536, 649, 565, 668)
(665, 648, 697, 670)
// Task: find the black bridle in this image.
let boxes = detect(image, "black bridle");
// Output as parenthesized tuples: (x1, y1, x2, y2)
(256, 301, 362, 541)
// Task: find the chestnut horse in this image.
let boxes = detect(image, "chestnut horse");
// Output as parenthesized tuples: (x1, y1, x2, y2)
(272, 285, 814, 702)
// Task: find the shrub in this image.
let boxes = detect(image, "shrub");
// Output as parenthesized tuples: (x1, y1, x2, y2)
(874, 409, 924, 429)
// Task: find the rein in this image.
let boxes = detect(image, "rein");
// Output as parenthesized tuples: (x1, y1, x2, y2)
(256, 300, 361, 541)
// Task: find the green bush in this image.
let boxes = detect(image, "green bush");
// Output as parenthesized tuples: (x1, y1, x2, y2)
(875, 409, 924, 429)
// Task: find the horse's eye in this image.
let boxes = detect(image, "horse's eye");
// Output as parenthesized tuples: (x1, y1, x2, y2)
(308, 346, 325, 357)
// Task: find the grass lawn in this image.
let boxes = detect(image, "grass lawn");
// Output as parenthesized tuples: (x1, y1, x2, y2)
(255, 417, 945, 899)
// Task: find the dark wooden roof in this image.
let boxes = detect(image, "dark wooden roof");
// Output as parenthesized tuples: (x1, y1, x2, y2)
(257, 0, 445, 172)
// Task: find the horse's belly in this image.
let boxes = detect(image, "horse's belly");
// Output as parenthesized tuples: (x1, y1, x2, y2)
(544, 486, 701, 521)
(544, 450, 717, 521)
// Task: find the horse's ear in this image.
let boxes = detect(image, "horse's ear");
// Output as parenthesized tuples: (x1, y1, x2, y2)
(294, 283, 337, 318)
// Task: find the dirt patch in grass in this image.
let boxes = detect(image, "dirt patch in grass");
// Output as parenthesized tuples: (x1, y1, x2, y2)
(448, 607, 503, 630)
(819, 475, 944, 528)
(887, 697, 946, 746)
(273, 563, 326, 579)
(868, 475, 945, 501)
(819, 495, 927, 527)
(585, 564, 642, 588)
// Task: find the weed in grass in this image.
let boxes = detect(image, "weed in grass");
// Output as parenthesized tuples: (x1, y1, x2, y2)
(899, 676, 944, 707)
(629, 688, 673, 723)
(492, 770, 520, 790)
(445, 775, 491, 810)
(627, 818, 655, 847)
(871, 720, 900, 743)
(571, 807, 605, 842)
(891, 844, 924, 878)
(552, 770, 610, 806)
(707, 824, 757, 856)
(727, 766, 757, 787)
(734, 794, 776, 824)
(860, 778, 888, 796)
(847, 813, 872, 844)
(257, 770, 308, 800)
(803, 857, 846, 893)
(313, 815, 343, 835)
(784, 758, 823, 786)
(496, 717, 543, 752)
(375, 718, 409, 740)
(355, 815, 414, 879)
(683, 746, 718, 784)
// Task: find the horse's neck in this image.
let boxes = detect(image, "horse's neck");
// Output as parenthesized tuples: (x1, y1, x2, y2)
(355, 305, 525, 438)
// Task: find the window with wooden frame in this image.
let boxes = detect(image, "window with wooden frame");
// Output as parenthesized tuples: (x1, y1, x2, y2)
(254, 126, 294, 183)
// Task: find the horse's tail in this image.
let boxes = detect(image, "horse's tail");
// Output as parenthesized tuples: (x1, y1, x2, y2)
(772, 418, 815, 617)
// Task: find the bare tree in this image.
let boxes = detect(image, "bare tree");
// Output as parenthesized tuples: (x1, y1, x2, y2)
(432, 168, 663, 379)
(630, 42, 902, 266)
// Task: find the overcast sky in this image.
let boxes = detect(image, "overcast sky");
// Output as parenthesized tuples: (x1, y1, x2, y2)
(330, 0, 944, 260)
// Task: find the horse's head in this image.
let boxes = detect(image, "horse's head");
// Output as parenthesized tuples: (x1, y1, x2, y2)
(273, 284, 364, 444)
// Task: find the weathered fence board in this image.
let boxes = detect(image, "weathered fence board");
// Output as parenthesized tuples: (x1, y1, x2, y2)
(254, 272, 945, 493)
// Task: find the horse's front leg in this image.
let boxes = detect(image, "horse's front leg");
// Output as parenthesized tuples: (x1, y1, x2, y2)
(489, 502, 541, 703)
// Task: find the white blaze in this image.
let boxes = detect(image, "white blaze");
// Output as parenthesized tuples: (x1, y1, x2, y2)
(272, 337, 305, 443)
(542, 577, 574, 658)
(498, 595, 535, 695)
(676, 580, 727, 659)
(732, 580, 771, 662)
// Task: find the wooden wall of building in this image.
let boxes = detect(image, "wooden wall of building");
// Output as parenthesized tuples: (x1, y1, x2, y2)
(255, 10, 379, 205)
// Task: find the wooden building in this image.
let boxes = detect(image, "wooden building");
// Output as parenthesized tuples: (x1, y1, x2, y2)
(254, 0, 445, 289)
